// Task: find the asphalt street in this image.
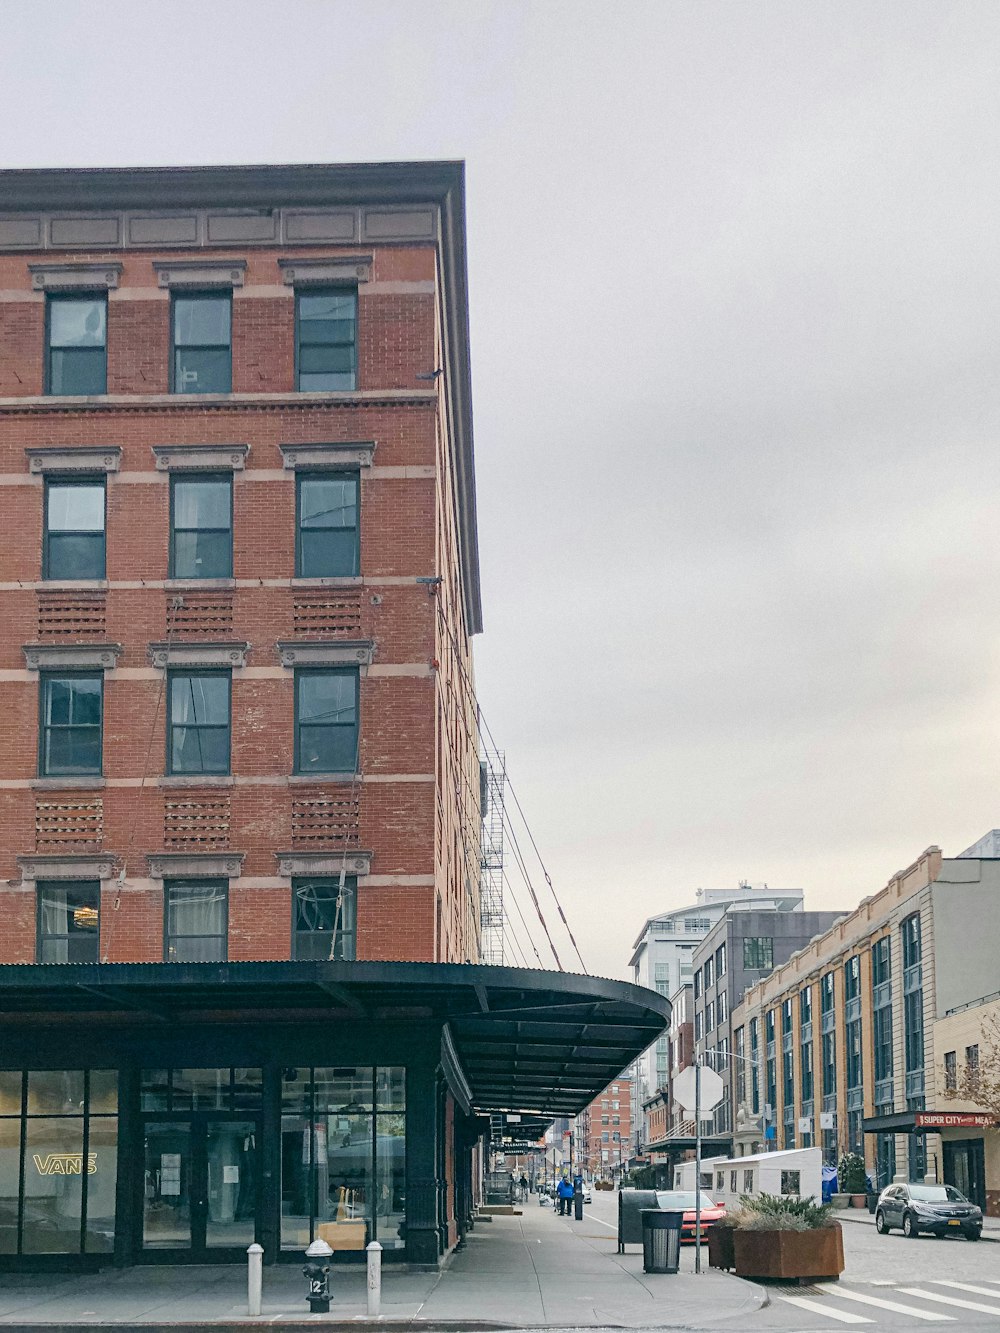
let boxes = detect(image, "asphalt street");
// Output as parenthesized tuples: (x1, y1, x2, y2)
(576, 1186, 1000, 1330)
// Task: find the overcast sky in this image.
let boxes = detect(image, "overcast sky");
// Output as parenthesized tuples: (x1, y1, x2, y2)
(5, 1, 1000, 982)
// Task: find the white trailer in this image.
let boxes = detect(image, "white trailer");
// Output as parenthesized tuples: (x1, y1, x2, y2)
(674, 1146, 822, 1208)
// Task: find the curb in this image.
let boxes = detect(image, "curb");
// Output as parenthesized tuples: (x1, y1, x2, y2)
(836, 1210, 1000, 1242)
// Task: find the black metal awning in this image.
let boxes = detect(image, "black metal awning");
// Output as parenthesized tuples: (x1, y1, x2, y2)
(0, 959, 668, 1120)
(862, 1111, 921, 1135)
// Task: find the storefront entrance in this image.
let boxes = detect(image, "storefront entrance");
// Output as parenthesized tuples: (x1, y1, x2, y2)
(944, 1138, 986, 1211)
(141, 1115, 259, 1258)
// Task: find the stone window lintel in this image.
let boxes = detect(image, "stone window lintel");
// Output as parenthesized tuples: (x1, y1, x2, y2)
(148, 641, 250, 670)
(146, 852, 245, 880)
(23, 643, 122, 671)
(152, 444, 248, 472)
(277, 639, 374, 669)
(27, 447, 122, 475)
(278, 256, 372, 287)
(154, 260, 247, 289)
(17, 854, 119, 882)
(276, 850, 373, 878)
(29, 263, 123, 291)
(279, 442, 375, 471)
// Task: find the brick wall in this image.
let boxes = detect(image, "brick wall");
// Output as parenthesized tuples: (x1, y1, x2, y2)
(0, 235, 480, 968)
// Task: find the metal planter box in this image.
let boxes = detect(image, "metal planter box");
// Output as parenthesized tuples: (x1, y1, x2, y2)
(707, 1225, 736, 1271)
(733, 1224, 845, 1281)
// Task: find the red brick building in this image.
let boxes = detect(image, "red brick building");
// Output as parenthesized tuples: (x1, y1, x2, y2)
(576, 1074, 633, 1181)
(0, 162, 482, 971)
(0, 162, 670, 1273)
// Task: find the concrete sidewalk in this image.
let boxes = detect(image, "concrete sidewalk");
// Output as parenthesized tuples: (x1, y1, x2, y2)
(0, 1205, 765, 1329)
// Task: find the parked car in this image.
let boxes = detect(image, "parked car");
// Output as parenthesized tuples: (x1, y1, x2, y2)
(583, 1185, 592, 1204)
(875, 1182, 983, 1240)
(654, 1190, 726, 1241)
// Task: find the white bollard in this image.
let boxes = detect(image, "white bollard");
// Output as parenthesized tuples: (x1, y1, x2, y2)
(367, 1240, 382, 1316)
(247, 1242, 263, 1317)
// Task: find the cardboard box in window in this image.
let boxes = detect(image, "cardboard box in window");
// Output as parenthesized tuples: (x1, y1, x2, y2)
(316, 1220, 368, 1251)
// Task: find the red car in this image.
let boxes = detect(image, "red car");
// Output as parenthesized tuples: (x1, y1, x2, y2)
(655, 1190, 726, 1241)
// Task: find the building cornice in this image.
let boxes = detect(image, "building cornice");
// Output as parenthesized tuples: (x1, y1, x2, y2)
(0, 390, 436, 416)
(0, 160, 481, 635)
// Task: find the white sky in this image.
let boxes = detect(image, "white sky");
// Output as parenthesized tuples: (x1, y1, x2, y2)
(5, 0, 1000, 981)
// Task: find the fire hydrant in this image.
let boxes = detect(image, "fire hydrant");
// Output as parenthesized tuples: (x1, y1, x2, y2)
(303, 1237, 333, 1312)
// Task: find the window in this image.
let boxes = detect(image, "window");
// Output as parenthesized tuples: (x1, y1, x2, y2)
(780, 1170, 801, 1196)
(694, 1011, 703, 1042)
(705, 1000, 715, 1034)
(704, 957, 714, 989)
(39, 673, 103, 776)
(46, 294, 107, 395)
(167, 671, 231, 774)
(966, 1044, 980, 1091)
(602, 1131, 609, 1143)
(765, 1009, 776, 1045)
(800, 987, 812, 1027)
(944, 1050, 957, 1091)
(717, 991, 727, 1024)
(743, 937, 773, 970)
(296, 289, 358, 391)
(734, 1026, 746, 1105)
(904, 989, 924, 1076)
(684, 917, 710, 932)
(294, 668, 359, 774)
(743, 1169, 754, 1193)
(164, 880, 227, 961)
(846, 1014, 863, 1088)
(37, 881, 100, 963)
(781, 998, 793, 1036)
(170, 474, 232, 579)
(0, 1070, 118, 1256)
(280, 1066, 404, 1251)
(800, 1036, 814, 1102)
(716, 942, 726, 978)
(820, 971, 835, 1014)
(822, 1030, 836, 1099)
(872, 937, 891, 988)
(844, 954, 860, 1002)
(44, 479, 105, 580)
(296, 472, 360, 577)
(693, 971, 702, 1000)
(601, 1115, 609, 1125)
(612, 1083, 620, 1093)
(873, 1006, 893, 1085)
(901, 913, 922, 970)
(612, 1115, 620, 1125)
(749, 1018, 760, 1114)
(653, 964, 669, 983)
(293, 877, 356, 960)
(172, 293, 231, 393)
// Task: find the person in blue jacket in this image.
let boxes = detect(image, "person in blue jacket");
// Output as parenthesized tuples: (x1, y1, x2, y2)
(556, 1175, 574, 1216)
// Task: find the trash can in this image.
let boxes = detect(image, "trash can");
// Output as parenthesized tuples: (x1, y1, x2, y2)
(640, 1208, 683, 1274)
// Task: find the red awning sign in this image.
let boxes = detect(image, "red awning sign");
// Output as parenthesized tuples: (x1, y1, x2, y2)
(914, 1112, 995, 1129)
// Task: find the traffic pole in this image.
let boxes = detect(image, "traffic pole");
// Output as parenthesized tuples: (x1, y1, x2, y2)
(694, 1058, 702, 1275)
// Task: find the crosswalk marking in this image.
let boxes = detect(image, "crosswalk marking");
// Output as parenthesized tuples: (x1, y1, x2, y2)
(818, 1286, 954, 1320)
(777, 1294, 873, 1323)
(934, 1279, 1000, 1300)
(900, 1287, 1000, 1317)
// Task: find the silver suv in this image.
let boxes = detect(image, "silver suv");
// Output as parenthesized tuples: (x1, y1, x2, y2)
(875, 1182, 982, 1240)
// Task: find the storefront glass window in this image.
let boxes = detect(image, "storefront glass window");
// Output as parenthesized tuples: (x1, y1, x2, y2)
(0, 1118, 20, 1254)
(280, 1066, 405, 1253)
(0, 1070, 117, 1257)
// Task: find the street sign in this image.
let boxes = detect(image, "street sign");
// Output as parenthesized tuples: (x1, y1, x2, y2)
(673, 1065, 724, 1113)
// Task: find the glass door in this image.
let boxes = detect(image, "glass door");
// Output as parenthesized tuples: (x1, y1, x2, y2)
(142, 1116, 259, 1257)
(143, 1121, 192, 1250)
(204, 1119, 257, 1249)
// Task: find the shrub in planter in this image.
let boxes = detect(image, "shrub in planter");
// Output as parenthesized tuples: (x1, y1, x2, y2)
(839, 1153, 867, 1206)
(731, 1193, 844, 1282)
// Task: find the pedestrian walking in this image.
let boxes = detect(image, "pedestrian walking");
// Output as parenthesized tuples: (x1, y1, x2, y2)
(556, 1175, 574, 1216)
